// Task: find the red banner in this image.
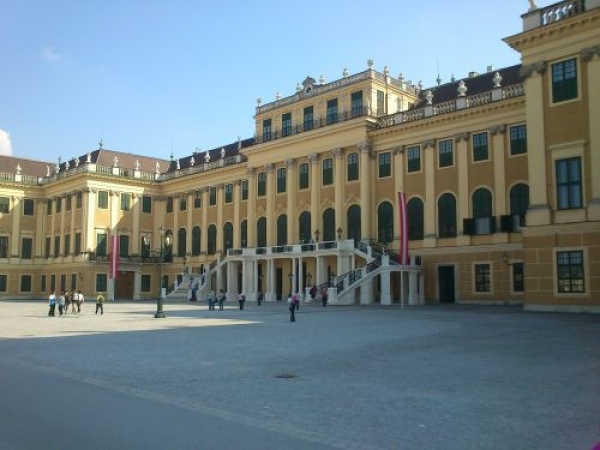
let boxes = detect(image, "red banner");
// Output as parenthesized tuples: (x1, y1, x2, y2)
(397, 192, 409, 265)
(109, 234, 119, 279)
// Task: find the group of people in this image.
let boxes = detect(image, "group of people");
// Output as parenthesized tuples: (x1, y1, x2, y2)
(48, 289, 85, 316)
(309, 285, 329, 307)
(206, 289, 227, 311)
(47, 290, 105, 316)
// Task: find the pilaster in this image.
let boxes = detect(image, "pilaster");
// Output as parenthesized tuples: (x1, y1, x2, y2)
(358, 142, 372, 240)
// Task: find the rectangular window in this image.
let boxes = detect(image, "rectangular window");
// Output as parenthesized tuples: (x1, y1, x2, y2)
(209, 187, 217, 205)
(277, 168, 286, 193)
(50, 274, 56, 291)
(60, 274, 66, 291)
(54, 236, 60, 258)
(0, 274, 7, 292)
(241, 181, 248, 200)
(438, 140, 454, 168)
(322, 158, 333, 186)
(407, 145, 421, 173)
(141, 274, 151, 292)
(378, 152, 391, 178)
(475, 263, 491, 292)
(509, 125, 527, 155)
(119, 235, 129, 257)
(347, 153, 359, 182)
(96, 233, 107, 256)
(142, 196, 152, 213)
(45, 237, 51, 259)
(257, 173, 267, 197)
(263, 119, 272, 141)
(74, 232, 81, 255)
(55, 197, 62, 213)
(303, 106, 314, 131)
(299, 163, 309, 189)
(98, 191, 109, 209)
(193, 191, 202, 208)
(41, 275, 46, 292)
(64, 234, 71, 256)
(21, 237, 33, 259)
(96, 273, 108, 292)
(552, 58, 577, 103)
(556, 157, 582, 210)
(179, 196, 187, 211)
(120, 193, 131, 211)
(20, 275, 32, 292)
(66, 194, 72, 211)
(282, 113, 292, 137)
(225, 184, 233, 203)
(351, 91, 363, 117)
(23, 199, 35, 216)
(46, 199, 52, 215)
(166, 196, 173, 213)
(472, 132, 489, 162)
(557, 250, 585, 293)
(512, 263, 524, 293)
(76, 191, 83, 209)
(326, 99, 338, 125)
(377, 90, 385, 115)
(71, 273, 77, 291)
(0, 197, 9, 214)
(0, 236, 8, 258)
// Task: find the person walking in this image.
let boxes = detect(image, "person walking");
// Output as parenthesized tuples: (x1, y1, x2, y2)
(48, 290, 56, 317)
(217, 289, 226, 310)
(208, 289, 215, 311)
(321, 287, 328, 307)
(95, 292, 105, 315)
(58, 291, 66, 316)
(289, 292, 299, 322)
(76, 290, 85, 314)
(238, 292, 246, 310)
(64, 290, 71, 314)
(70, 290, 78, 314)
(257, 291, 263, 306)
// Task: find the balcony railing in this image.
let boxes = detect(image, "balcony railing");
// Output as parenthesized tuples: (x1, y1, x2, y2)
(522, 0, 587, 31)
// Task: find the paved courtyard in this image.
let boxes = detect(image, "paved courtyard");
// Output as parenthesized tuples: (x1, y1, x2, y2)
(0, 300, 598, 450)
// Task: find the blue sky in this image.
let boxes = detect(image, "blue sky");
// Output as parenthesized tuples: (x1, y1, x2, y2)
(0, 1, 550, 163)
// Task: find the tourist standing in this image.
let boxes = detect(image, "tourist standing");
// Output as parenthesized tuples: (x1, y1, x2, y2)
(218, 289, 226, 310)
(95, 292, 105, 315)
(289, 292, 299, 322)
(58, 291, 66, 316)
(238, 292, 246, 310)
(76, 290, 85, 314)
(48, 290, 56, 317)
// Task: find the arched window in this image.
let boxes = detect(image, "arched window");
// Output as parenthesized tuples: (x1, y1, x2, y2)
(509, 183, 529, 230)
(223, 222, 233, 252)
(472, 188, 493, 235)
(257, 217, 267, 248)
(377, 202, 394, 243)
(438, 194, 457, 238)
(207, 225, 217, 255)
(347, 205, 361, 243)
(323, 208, 335, 242)
(407, 198, 424, 240)
(191, 226, 201, 256)
(299, 211, 311, 243)
(177, 228, 186, 257)
(240, 220, 247, 248)
(277, 215, 287, 246)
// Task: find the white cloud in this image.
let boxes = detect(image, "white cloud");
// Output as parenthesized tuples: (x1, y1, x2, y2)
(0, 129, 12, 156)
(42, 46, 61, 61)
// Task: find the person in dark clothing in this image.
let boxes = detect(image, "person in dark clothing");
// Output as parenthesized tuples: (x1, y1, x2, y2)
(289, 293, 299, 322)
(321, 287, 328, 307)
(238, 292, 246, 310)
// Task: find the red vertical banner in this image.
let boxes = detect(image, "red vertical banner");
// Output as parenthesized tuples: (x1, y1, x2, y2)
(398, 192, 409, 265)
(109, 234, 119, 279)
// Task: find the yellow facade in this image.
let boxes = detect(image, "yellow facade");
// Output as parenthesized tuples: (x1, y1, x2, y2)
(0, 1, 598, 311)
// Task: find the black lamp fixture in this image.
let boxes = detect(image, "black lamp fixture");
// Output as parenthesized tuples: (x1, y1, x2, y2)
(155, 226, 169, 318)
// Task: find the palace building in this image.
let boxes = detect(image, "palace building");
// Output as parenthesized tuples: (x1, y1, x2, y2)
(1, 0, 599, 312)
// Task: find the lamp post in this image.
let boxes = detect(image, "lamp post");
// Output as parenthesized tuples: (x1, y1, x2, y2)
(288, 271, 293, 295)
(155, 226, 168, 318)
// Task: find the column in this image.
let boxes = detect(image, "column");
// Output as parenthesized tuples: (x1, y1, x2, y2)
(69, 193, 76, 256)
(59, 196, 66, 257)
(201, 189, 208, 253)
(265, 163, 275, 246)
(50, 198, 56, 257)
(172, 194, 179, 253)
(131, 194, 140, 255)
(10, 196, 20, 258)
(286, 159, 296, 243)
(85, 190, 96, 253)
(523, 62, 550, 225)
(455, 134, 470, 245)
(216, 184, 224, 252)
(233, 181, 241, 248)
(186, 191, 193, 255)
(583, 48, 600, 219)
(491, 126, 508, 243)
(423, 140, 436, 246)
(34, 199, 45, 258)
(309, 154, 320, 237)
(358, 142, 372, 240)
(246, 169, 256, 247)
(333, 148, 344, 232)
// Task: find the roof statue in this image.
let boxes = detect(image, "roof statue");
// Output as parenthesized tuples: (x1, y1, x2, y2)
(204, 150, 210, 163)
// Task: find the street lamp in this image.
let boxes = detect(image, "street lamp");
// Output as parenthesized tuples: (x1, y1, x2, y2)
(288, 271, 293, 294)
(155, 226, 170, 318)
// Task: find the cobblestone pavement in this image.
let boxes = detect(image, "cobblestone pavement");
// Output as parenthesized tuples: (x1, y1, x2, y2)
(1, 300, 599, 450)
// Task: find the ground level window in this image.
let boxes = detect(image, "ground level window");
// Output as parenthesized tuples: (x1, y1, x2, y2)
(474, 264, 491, 292)
(512, 263, 524, 293)
(141, 274, 151, 292)
(96, 273, 108, 292)
(557, 251, 585, 293)
(20, 275, 32, 292)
